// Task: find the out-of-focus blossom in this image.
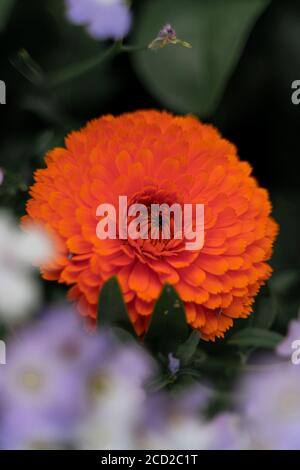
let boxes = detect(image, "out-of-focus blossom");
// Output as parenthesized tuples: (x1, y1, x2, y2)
(0, 307, 159, 450)
(139, 387, 246, 450)
(276, 312, 300, 358)
(0, 410, 71, 450)
(77, 342, 155, 449)
(138, 383, 211, 439)
(0, 212, 53, 323)
(0, 308, 91, 419)
(0, 168, 4, 186)
(78, 377, 145, 449)
(28, 305, 111, 372)
(206, 413, 250, 450)
(0, 306, 112, 449)
(79, 380, 213, 450)
(65, 0, 132, 40)
(238, 363, 300, 449)
(142, 416, 214, 450)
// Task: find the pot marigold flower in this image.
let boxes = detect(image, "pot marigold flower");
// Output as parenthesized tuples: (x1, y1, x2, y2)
(24, 111, 278, 341)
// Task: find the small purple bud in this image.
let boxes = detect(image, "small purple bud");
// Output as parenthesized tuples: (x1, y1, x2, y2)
(168, 353, 180, 375)
(158, 23, 177, 40)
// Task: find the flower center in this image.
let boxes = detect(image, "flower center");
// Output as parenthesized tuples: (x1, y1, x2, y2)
(19, 368, 43, 392)
(122, 188, 185, 260)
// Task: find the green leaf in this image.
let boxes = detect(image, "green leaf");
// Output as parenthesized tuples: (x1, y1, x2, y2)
(10, 49, 44, 85)
(132, 0, 270, 117)
(0, 0, 16, 31)
(178, 368, 202, 380)
(250, 293, 278, 330)
(144, 284, 190, 355)
(145, 374, 174, 392)
(228, 328, 283, 349)
(269, 269, 300, 301)
(97, 276, 136, 337)
(176, 330, 200, 366)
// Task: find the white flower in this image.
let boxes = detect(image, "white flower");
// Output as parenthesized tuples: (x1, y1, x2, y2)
(142, 416, 215, 450)
(77, 375, 145, 450)
(239, 363, 300, 449)
(0, 211, 53, 323)
(0, 270, 41, 323)
(141, 412, 249, 451)
(276, 311, 300, 359)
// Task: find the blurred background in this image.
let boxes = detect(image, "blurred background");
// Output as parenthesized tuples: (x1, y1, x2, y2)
(0, 0, 300, 450)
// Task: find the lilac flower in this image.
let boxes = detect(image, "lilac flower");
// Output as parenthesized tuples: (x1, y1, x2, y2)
(0, 305, 159, 450)
(0, 410, 71, 450)
(238, 363, 300, 449)
(0, 311, 88, 421)
(65, 0, 132, 40)
(0, 305, 114, 450)
(142, 403, 247, 450)
(28, 305, 112, 372)
(206, 413, 250, 450)
(138, 384, 214, 450)
(77, 342, 155, 450)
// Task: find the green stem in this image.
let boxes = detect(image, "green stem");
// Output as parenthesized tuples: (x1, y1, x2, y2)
(198, 355, 291, 373)
(121, 44, 148, 52)
(46, 41, 147, 89)
(47, 40, 122, 88)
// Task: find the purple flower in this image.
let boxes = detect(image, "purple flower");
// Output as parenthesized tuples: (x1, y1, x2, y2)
(0, 305, 158, 449)
(0, 410, 71, 450)
(65, 0, 132, 40)
(140, 383, 211, 436)
(29, 305, 112, 371)
(158, 24, 176, 40)
(76, 342, 156, 449)
(0, 335, 74, 416)
(82, 338, 156, 404)
(206, 413, 250, 450)
(0, 168, 4, 186)
(238, 363, 300, 449)
(0, 308, 97, 421)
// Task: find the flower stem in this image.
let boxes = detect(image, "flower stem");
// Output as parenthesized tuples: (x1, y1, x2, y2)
(120, 44, 148, 52)
(46, 41, 147, 89)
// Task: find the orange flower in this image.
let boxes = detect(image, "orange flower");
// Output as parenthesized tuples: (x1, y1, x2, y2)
(24, 111, 278, 341)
